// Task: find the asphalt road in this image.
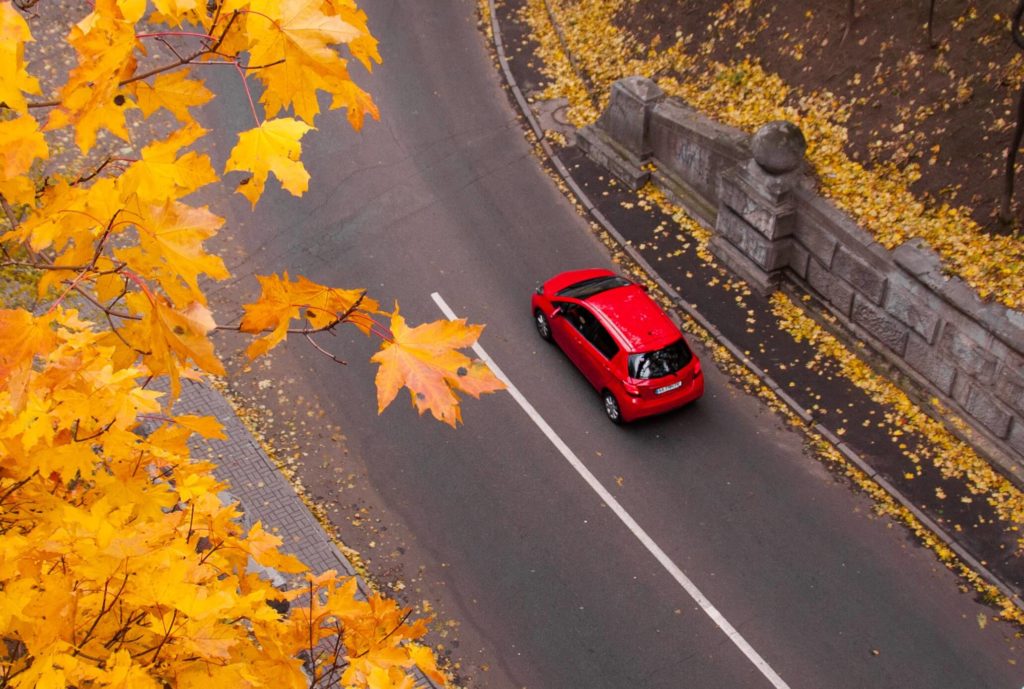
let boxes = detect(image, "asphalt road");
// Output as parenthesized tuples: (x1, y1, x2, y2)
(203, 0, 1024, 687)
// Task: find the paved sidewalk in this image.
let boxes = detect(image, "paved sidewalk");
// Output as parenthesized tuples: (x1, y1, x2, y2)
(177, 378, 439, 689)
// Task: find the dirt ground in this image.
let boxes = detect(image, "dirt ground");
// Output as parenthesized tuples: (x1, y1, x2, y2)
(616, 0, 1024, 234)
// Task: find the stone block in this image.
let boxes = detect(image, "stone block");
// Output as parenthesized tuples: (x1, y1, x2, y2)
(893, 238, 944, 281)
(649, 101, 747, 203)
(832, 247, 887, 304)
(655, 125, 714, 195)
(652, 169, 717, 229)
(789, 242, 810, 279)
(962, 385, 1013, 439)
(720, 169, 796, 239)
(884, 285, 941, 343)
(940, 276, 987, 317)
(595, 76, 664, 159)
(577, 125, 650, 190)
(807, 259, 854, 316)
(1009, 419, 1024, 457)
(996, 364, 1024, 416)
(793, 214, 837, 265)
(716, 206, 792, 272)
(852, 298, 908, 354)
(708, 235, 781, 295)
(905, 333, 956, 395)
(939, 324, 998, 384)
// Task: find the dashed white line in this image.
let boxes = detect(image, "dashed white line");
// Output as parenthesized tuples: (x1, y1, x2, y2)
(431, 291, 791, 689)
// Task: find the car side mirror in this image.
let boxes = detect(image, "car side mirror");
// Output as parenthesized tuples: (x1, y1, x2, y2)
(551, 306, 562, 318)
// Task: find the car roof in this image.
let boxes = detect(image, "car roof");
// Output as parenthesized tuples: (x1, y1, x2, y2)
(544, 268, 617, 295)
(586, 283, 682, 352)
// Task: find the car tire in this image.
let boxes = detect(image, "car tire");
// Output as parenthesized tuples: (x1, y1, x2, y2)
(603, 390, 623, 424)
(534, 309, 553, 342)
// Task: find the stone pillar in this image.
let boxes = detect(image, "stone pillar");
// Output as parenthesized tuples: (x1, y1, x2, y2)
(710, 120, 806, 294)
(577, 76, 664, 190)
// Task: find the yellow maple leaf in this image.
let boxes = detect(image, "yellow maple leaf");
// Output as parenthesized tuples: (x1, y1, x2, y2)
(370, 306, 505, 427)
(323, 0, 381, 71)
(407, 643, 447, 686)
(0, 1, 41, 113)
(44, 0, 138, 153)
(326, 74, 379, 131)
(124, 292, 225, 398)
(148, 0, 203, 27)
(0, 115, 48, 206)
(366, 667, 415, 689)
(118, 124, 217, 203)
(130, 68, 214, 123)
(245, 0, 360, 122)
(224, 118, 313, 206)
(240, 273, 374, 358)
(114, 200, 228, 305)
(242, 521, 307, 573)
(172, 413, 226, 440)
(0, 309, 57, 378)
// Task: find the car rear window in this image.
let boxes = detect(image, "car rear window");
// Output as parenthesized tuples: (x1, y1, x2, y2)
(628, 339, 693, 379)
(556, 275, 631, 300)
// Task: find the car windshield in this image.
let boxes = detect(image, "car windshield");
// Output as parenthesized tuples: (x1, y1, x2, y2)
(556, 275, 631, 300)
(628, 339, 693, 379)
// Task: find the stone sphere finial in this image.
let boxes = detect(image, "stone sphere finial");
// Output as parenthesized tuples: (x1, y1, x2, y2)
(751, 121, 806, 175)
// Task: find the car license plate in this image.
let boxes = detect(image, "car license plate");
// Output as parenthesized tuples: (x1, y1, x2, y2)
(656, 381, 682, 395)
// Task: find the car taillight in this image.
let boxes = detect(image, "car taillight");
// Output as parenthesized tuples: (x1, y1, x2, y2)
(622, 382, 642, 397)
(693, 359, 702, 376)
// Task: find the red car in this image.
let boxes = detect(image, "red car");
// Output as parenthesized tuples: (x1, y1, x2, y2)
(531, 269, 704, 423)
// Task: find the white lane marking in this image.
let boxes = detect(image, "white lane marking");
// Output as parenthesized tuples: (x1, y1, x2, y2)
(432, 292, 791, 689)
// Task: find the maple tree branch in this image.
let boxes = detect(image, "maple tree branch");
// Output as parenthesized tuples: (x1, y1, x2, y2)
(72, 417, 118, 443)
(102, 610, 149, 651)
(0, 194, 20, 232)
(76, 569, 132, 653)
(0, 194, 41, 265)
(2, 258, 82, 271)
(216, 322, 339, 336)
(142, 609, 178, 663)
(70, 278, 136, 317)
(89, 208, 124, 267)
(0, 473, 38, 507)
(353, 610, 413, 658)
(75, 156, 114, 185)
(239, 58, 287, 70)
(186, 503, 196, 543)
(308, 579, 315, 677)
(234, 60, 262, 126)
(304, 333, 348, 364)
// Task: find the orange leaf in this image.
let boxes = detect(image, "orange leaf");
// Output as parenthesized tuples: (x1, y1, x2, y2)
(224, 118, 313, 206)
(130, 68, 213, 124)
(124, 293, 225, 398)
(44, 0, 138, 153)
(0, 1, 41, 114)
(243, 521, 307, 574)
(0, 115, 48, 205)
(370, 306, 504, 427)
(240, 273, 375, 358)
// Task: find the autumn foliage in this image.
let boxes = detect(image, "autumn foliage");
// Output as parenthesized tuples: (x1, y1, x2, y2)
(0, 0, 502, 686)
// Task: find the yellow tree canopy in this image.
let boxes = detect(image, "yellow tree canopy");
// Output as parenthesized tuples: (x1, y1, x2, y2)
(0, 0, 501, 686)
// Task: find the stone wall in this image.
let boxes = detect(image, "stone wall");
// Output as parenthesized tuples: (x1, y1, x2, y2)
(577, 77, 1024, 476)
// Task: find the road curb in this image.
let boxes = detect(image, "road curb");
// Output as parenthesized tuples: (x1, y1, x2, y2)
(484, 0, 1024, 616)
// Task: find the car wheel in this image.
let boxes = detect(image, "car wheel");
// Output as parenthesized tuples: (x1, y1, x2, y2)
(603, 390, 623, 424)
(534, 309, 553, 341)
